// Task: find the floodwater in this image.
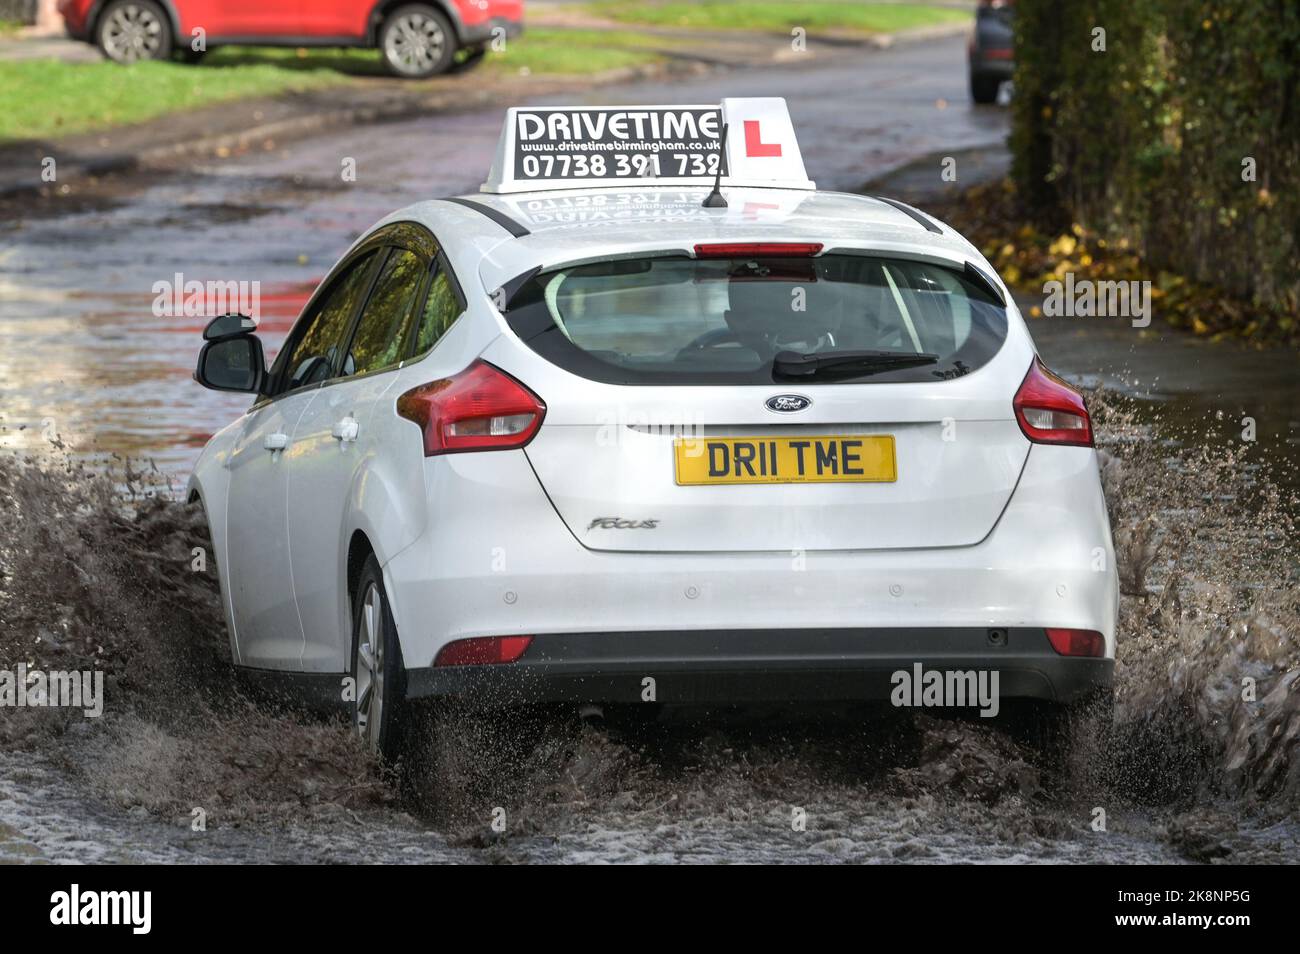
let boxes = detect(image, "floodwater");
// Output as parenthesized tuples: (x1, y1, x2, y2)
(1, 36, 1296, 863)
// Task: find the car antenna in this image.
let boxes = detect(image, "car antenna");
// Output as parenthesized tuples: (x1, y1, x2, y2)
(702, 123, 729, 208)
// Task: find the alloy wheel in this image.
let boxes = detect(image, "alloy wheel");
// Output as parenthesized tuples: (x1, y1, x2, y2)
(355, 582, 385, 752)
(385, 13, 447, 76)
(102, 4, 164, 62)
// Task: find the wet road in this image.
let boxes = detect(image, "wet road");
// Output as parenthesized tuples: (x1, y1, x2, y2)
(0, 34, 1009, 474)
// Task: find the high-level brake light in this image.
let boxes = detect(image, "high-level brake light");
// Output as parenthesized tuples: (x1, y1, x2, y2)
(693, 242, 823, 258)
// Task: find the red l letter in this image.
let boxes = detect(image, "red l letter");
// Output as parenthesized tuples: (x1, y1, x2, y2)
(743, 120, 782, 157)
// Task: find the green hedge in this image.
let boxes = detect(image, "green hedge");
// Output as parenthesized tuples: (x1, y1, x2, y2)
(1010, 0, 1300, 311)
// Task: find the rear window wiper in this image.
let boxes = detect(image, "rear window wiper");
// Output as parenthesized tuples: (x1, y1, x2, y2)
(773, 349, 939, 378)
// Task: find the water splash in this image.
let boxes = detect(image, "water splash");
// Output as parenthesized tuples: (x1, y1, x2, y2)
(0, 389, 1295, 860)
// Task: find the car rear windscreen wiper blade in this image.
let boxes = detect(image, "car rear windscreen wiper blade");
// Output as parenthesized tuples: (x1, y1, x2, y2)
(772, 349, 940, 378)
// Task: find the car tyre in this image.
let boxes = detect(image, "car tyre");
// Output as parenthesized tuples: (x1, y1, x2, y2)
(379, 4, 457, 79)
(96, 0, 173, 64)
(970, 70, 1002, 105)
(351, 554, 411, 763)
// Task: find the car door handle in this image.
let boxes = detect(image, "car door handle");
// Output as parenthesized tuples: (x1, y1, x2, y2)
(332, 417, 359, 442)
(263, 432, 288, 451)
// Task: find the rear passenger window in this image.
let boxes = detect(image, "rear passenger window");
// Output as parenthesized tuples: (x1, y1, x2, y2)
(344, 248, 425, 377)
(412, 261, 463, 357)
(283, 251, 376, 392)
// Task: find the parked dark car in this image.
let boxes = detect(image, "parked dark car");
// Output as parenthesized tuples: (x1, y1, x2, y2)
(968, 0, 1013, 104)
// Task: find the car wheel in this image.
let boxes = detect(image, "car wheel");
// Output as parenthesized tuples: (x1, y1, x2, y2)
(379, 4, 457, 79)
(96, 0, 173, 64)
(970, 70, 1001, 105)
(351, 555, 410, 762)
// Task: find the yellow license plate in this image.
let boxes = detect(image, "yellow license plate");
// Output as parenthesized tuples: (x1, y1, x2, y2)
(674, 435, 896, 485)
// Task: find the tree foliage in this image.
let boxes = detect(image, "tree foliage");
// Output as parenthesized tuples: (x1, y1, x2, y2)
(1011, 0, 1299, 312)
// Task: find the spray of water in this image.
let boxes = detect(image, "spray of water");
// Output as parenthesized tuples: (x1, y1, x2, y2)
(0, 389, 1295, 859)
(0, 455, 388, 819)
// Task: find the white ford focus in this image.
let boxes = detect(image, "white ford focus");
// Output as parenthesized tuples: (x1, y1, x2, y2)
(190, 99, 1118, 763)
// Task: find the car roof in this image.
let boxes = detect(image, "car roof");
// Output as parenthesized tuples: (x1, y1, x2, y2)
(376, 185, 993, 300)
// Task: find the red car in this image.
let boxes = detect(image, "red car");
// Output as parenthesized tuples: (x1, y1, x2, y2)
(59, 0, 524, 78)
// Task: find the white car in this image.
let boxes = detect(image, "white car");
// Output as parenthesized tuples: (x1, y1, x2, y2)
(190, 99, 1117, 765)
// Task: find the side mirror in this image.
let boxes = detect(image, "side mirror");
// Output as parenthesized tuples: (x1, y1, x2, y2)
(196, 334, 266, 393)
(203, 313, 258, 341)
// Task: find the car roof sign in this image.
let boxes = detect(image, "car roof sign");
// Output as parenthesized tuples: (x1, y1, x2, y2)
(481, 97, 815, 194)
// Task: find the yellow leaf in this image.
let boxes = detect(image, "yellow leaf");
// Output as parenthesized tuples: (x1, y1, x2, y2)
(1048, 234, 1077, 257)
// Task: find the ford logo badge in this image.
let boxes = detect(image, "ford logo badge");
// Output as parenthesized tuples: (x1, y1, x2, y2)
(765, 394, 812, 413)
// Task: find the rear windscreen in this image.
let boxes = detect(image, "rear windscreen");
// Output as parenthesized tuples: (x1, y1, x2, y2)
(503, 253, 1007, 384)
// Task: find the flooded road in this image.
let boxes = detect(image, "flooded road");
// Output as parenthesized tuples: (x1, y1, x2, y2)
(1, 36, 1297, 863)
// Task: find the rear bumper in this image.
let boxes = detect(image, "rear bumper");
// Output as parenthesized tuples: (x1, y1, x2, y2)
(383, 441, 1120, 684)
(59, 1, 91, 40)
(406, 627, 1113, 706)
(969, 54, 1015, 79)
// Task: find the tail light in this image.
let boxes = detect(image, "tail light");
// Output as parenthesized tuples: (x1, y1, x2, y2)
(434, 635, 533, 667)
(1045, 628, 1105, 658)
(693, 242, 823, 258)
(396, 360, 545, 456)
(1013, 358, 1093, 447)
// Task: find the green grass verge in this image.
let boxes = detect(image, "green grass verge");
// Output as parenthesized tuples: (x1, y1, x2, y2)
(482, 27, 665, 75)
(588, 1, 970, 34)
(0, 57, 346, 142)
(0, 28, 662, 143)
(204, 28, 663, 77)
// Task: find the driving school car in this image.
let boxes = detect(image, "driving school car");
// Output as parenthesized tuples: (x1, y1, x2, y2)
(189, 98, 1118, 763)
